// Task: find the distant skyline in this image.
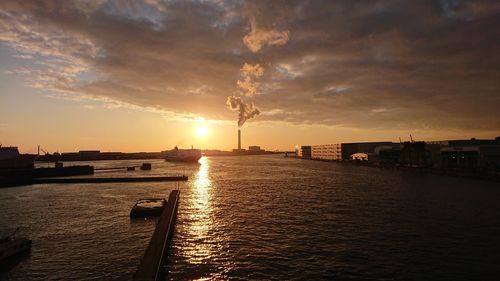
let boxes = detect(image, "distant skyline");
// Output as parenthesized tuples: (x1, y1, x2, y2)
(1, 1, 499, 153)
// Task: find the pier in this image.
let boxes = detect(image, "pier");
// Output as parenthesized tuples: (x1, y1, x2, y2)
(33, 176, 187, 184)
(134, 190, 180, 281)
(0, 175, 188, 188)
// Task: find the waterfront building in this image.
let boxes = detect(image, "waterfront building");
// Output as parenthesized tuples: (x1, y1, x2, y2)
(441, 146, 481, 169)
(301, 146, 312, 159)
(379, 147, 401, 165)
(311, 144, 342, 161)
(300, 137, 499, 172)
(448, 138, 500, 147)
(341, 142, 393, 160)
(441, 137, 500, 170)
(295, 145, 301, 157)
(399, 141, 428, 167)
(378, 142, 441, 167)
(426, 143, 443, 167)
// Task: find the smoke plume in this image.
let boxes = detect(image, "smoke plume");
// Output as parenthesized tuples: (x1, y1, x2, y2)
(237, 63, 263, 97)
(226, 6, 290, 127)
(227, 96, 260, 127)
(243, 14, 290, 53)
(241, 63, 264, 77)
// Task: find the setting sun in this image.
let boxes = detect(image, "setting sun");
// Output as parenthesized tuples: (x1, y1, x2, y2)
(196, 126, 208, 138)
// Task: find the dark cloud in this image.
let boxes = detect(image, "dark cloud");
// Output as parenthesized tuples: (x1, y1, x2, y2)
(1, 0, 499, 131)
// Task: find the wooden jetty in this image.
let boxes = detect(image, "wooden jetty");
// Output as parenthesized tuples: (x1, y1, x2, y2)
(134, 190, 180, 281)
(94, 163, 152, 171)
(33, 176, 187, 184)
(0, 165, 94, 179)
(1, 175, 187, 188)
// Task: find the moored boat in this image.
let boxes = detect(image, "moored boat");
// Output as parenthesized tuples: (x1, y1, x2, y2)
(130, 198, 167, 218)
(0, 228, 32, 266)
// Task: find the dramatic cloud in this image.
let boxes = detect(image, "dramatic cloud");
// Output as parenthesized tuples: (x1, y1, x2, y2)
(1, 0, 499, 132)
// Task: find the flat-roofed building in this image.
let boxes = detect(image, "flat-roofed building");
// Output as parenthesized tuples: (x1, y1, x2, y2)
(311, 144, 342, 160)
(441, 137, 500, 170)
(341, 142, 393, 160)
(248, 146, 263, 152)
(441, 146, 481, 169)
(301, 145, 312, 159)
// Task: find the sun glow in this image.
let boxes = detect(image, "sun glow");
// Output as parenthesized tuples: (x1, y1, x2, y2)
(196, 126, 208, 138)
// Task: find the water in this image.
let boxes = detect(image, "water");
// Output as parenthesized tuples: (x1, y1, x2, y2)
(1, 155, 500, 280)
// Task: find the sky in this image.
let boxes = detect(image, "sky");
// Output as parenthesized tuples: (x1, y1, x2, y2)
(1, 0, 499, 153)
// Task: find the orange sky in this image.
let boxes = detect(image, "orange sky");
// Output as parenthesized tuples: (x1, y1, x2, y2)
(1, 1, 499, 153)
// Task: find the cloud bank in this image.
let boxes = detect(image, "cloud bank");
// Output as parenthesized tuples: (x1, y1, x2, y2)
(1, 0, 499, 132)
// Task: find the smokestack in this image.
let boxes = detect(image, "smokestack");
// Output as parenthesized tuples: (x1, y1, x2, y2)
(238, 129, 241, 150)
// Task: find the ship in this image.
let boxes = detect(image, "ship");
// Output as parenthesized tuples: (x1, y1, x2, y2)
(0, 146, 35, 170)
(164, 146, 202, 163)
(0, 228, 32, 266)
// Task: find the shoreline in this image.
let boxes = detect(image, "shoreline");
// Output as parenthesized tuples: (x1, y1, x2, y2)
(303, 158, 500, 182)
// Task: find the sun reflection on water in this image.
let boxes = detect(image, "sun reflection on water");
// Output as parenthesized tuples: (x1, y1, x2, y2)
(186, 156, 213, 264)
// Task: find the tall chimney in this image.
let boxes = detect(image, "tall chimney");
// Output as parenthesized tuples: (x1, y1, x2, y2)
(238, 129, 241, 150)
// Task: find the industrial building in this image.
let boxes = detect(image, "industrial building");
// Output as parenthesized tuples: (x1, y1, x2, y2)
(378, 142, 441, 167)
(300, 142, 393, 161)
(301, 146, 312, 159)
(311, 144, 342, 161)
(341, 142, 393, 160)
(399, 141, 427, 167)
(248, 146, 263, 152)
(298, 137, 500, 174)
(231, 129, 269, 155)
(441, 137, 500, 170)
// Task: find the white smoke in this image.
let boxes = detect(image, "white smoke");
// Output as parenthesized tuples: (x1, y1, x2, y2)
(226, 96, 260, 127)
(227, 8, 290, 127)
(243, 16, 290, 53)
(237, 63, 264, 97)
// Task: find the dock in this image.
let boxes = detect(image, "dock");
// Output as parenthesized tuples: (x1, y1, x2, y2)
(0, 175, 188, 188)
(0, 165, 94, 178)
(134, 190, 180, 281)
(33, 176, 188, 184)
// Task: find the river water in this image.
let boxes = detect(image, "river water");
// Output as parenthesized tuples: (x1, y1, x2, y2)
(1, 155, 499, 280)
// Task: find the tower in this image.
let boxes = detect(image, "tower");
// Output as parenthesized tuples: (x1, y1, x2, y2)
(238, 129, 241, 150)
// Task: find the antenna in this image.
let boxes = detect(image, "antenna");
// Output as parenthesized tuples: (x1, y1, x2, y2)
(399, 137, 402, 144)
(410, 134, 414, 142)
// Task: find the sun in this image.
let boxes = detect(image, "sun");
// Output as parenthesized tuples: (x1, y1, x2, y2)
(196, 126, 208, 138)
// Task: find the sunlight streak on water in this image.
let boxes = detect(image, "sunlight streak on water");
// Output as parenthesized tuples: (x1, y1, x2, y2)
(2, 156, 500, 280)
(186, 156, 213, 264)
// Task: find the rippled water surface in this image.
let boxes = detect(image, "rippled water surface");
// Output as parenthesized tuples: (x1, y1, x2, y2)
(1, 155, 500, 280)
